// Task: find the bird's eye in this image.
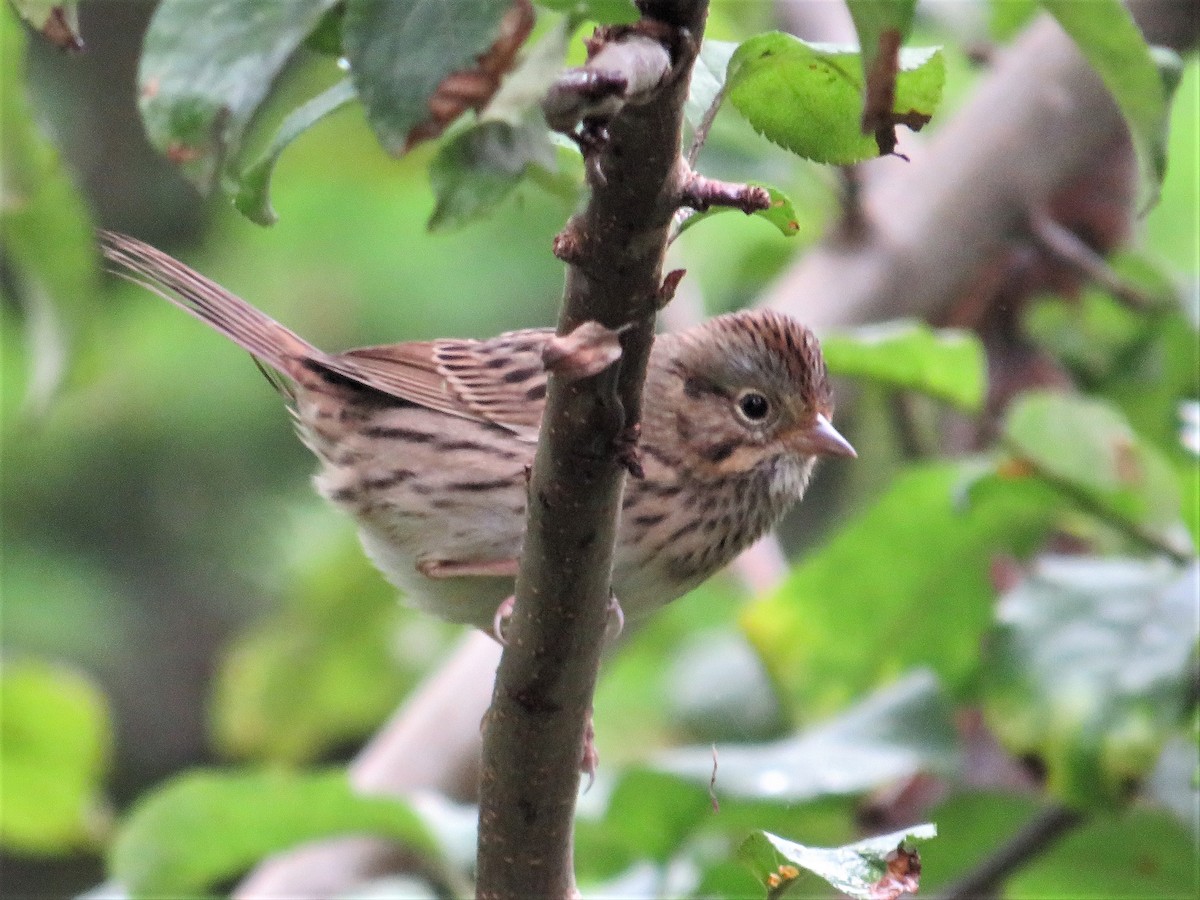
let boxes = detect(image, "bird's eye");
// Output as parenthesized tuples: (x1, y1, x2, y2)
(737, 391, 771, 422)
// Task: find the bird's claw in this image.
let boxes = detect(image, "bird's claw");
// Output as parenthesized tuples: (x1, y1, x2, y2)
(605, 593, 625, 643)
(492, 595, 515, 645)
(581, 709, 599, 791)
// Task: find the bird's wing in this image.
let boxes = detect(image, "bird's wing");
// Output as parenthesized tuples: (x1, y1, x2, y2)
(325, 328, 553, 439)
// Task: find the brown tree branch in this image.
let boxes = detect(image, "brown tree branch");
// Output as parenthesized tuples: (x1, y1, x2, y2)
(933, 805, 1085, 900)
(1028, 209, 1158, 310)
(475, 3, 710, 897)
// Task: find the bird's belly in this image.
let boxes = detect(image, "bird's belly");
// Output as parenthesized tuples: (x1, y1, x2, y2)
(610, 551, 704, 619)
(354, 519, 517, 628)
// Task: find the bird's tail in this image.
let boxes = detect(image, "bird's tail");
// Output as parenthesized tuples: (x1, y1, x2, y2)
(99, 230, 319, 377)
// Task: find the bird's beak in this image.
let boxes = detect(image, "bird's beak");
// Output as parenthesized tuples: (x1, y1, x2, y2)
(794, 413, 857, 458)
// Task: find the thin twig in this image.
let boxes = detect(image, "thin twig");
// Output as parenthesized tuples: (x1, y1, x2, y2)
(1028, 209, 1158, 310)
(933, 805, 1085, 900)
(687, 82, 724, 167)
(1003, 441, 1196, 565)
(888, 390, 935, 460)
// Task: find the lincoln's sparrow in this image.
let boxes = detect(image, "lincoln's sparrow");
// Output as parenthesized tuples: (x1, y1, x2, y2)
(101, 232, 855, 631)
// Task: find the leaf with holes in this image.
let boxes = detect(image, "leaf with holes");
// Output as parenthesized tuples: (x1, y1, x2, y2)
(740, 823, 936, 899)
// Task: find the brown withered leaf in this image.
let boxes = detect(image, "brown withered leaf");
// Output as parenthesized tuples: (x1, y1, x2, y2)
(868, 843, 922, 900)
(542, 320, 624, 381)
(14, 2, 85, 52)
(42, 4, 84, 52)
(657, 268, 686, 307)
(404, 0, 535, 151)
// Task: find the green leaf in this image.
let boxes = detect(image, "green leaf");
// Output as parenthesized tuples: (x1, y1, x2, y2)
(656, 669, 958, 802)
(821, 320, 986, 411)
(137, 0, 339, 191)
(726, 33, 944, 164)
(983, 556, 1198, 809)
(915, 792, 1044, 894)
(988, 0, 1038, 40)
(1025, 288, 1151, 384)
(303, 3, 345, 56)
(110, 768, 443, 897)
(233, 78, 358, 226)
(744, 463, 1057, 716)
(1148, 733, 1200, 833)
(1040, 0, 1176, 208)
(210, 514, 455, 764)
(740, 823, 936, 899)
(585, 770, 716, 865)
(0, 660, 112, 854)
(535, 0, 638, 24)
(428, 119, 557, 231)
(1000, 390, 1192, 558)
(847, 0, 924, 157)
(924, 792, 1199, 897)
(0, 10, 96, 411)
(678, 183, 802, 238)
(343, 0, 517, 155)
(418, 11, 578, 231)
(684, 38, 738, 133)
(663, 628, 786, 742)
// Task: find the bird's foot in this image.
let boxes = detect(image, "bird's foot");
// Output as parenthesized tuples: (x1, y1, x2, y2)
(492, 595, 515, 645)
(581, 708, 599, 791)
(605, 593, 625, 642)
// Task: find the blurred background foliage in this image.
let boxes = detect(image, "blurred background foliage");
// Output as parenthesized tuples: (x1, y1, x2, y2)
(1, 1, 1197, 898)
